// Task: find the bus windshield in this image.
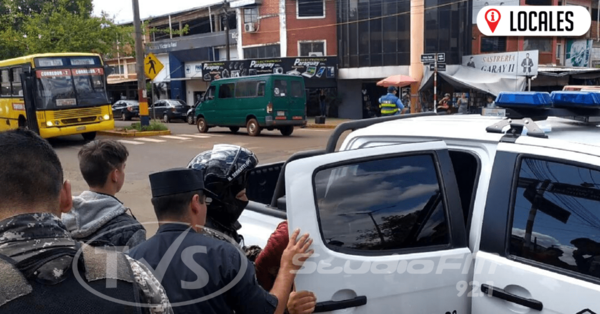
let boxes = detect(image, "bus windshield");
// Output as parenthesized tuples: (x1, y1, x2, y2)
(35, 68, 108, 109)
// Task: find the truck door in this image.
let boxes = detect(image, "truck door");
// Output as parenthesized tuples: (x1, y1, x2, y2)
(473, 141, 600, 314)
(286, 141, 470, 313)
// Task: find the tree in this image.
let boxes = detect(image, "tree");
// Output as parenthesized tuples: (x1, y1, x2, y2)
(0, 0, 132, 59)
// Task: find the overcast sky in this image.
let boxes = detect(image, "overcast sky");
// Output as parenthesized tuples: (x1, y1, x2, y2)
(93, 0, 225, 24)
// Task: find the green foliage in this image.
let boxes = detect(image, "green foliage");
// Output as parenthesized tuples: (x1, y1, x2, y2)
(125, 121, 169, 132)
(0, 0, 132, 59)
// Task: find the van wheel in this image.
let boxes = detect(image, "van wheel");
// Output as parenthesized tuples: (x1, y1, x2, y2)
(229, 127, 239, 133)
(280, 126, 294, 136)
(163, 114, 170, 123)
(197, 117, 209, 133)
(187, 115, 194, 125)
(82, 132, 97, 141)
(246, 118, 261, 136)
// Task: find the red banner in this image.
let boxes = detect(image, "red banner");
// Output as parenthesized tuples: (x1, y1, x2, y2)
(72, 68, 104, 76)
(36, 69, 71, 78)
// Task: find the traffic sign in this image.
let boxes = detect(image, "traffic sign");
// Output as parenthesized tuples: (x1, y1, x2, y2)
(437, 53, 446, 63)
(144, 53, 164, 80)
(437, 63, 446, 71)
(429, 64, 435, 71)
(421, 53, 436, 64)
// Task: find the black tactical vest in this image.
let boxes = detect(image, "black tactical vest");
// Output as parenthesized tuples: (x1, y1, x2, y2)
(0, 244, 142, 314)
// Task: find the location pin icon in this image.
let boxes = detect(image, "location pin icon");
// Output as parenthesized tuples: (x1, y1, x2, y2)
(485, 9, 501, 33)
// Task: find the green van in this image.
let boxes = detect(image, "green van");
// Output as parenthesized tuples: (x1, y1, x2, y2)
(195, 74, 307, 136)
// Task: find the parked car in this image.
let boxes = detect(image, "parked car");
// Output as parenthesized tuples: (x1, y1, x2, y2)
(149, 99, 190, 123)
(229, 91, 600, 313)
(187, 101, 200, 125)
(112, 100, 139, 121)
(195, 74, 307, 136)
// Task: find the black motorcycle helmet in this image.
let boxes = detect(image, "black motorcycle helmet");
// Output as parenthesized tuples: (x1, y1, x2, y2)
(187, 144, 258, 228)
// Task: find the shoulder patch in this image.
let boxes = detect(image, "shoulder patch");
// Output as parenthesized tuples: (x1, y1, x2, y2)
(0, 256, 32, 306)
(82, 244, 134, 283)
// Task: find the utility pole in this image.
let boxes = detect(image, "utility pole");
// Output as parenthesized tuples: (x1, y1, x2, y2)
(223, 1, 230, 61)
(132, 0, 149, 126)
(433, 55, 438, 113)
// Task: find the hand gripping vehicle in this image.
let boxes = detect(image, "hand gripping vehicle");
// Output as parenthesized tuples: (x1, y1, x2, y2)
(237, 91, 600, 314)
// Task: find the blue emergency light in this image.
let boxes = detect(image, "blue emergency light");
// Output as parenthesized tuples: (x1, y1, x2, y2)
(495, 92, 552, 108)
(550, 91, 600, 108)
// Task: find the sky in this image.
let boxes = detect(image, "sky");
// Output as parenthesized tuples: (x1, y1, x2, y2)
(93, 0, 225, 24)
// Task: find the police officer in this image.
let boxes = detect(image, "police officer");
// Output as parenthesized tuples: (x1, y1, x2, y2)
(379, 86, 406, 116)
(187, 144, 257, 250)
(128, 167, 314, 314)
(0, 129, 172, 313)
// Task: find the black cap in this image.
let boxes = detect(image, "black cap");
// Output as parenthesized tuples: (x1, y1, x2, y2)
(149, 168, 206, 198)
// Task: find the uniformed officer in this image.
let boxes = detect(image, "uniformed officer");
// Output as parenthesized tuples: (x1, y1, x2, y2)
(128, 167, 314, 314)
(0, 129, 172, 314)
(379, 86, 406, 116)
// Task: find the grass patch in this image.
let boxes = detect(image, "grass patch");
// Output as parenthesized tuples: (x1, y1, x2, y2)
(125, 121, 169, 132)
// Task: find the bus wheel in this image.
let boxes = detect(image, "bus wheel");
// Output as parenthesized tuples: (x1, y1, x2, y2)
(246, 118, 261, 136)
(280, 126, 294, 136)
(82, 132, 97, 141)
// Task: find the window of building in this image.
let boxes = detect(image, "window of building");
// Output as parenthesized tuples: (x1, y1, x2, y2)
(0, 69, 10, 96)
(481, 37, 507, 53)
(509, 158, 600, 281)
(314, 154, 450, 253)
(524, 38, 552, 52)
(525, 0, 553, 5)
(218, 83, 235, 99)
(299, 41, 325, 56)
(291, 81, 304, 98)
(127, 63, 136, 74)
(274, 80, 287, 97)
(244, 45, 280, 59)
(244, 7, 258, 24)
(12, 68, 22, 96)
(297, 0, 324, 18)
(423, 0, 471, 65)
(235, 81, 259, 98)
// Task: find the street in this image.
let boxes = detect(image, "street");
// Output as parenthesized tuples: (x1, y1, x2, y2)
(51, 121, 340, 236)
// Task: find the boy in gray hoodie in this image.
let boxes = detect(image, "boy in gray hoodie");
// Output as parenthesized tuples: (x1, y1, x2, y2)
(62, 139, 146, 250)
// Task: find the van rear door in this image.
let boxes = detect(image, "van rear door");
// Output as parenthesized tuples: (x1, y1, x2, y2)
(271, 77, 306, 123)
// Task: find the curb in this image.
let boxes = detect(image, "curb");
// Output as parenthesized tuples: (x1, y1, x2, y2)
(98, 129, 172, 137)
(305, 124, 338, 129)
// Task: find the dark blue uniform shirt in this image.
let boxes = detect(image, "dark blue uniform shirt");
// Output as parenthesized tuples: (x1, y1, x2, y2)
(128, 223, 278, 314)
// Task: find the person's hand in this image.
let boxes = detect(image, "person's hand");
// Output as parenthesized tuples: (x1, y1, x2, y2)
(281, 228, 313, 273)
(287, 291, 316, 314)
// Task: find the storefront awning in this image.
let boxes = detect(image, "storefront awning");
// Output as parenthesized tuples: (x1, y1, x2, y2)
(107, 77, 138, 85)
(537, 66, 600, 79)
(420, 65, 526, 96)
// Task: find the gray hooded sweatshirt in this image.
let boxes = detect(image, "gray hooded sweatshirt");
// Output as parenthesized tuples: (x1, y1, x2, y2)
(62, 191, 146, 249)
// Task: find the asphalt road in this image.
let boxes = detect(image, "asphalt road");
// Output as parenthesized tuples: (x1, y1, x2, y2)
(51, 120, 343, 236)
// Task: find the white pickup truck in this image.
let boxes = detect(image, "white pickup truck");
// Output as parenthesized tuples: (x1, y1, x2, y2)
(238, 91, 600, 314)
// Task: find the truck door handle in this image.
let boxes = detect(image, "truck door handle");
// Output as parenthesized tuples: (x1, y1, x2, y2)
(313, 296, 367, 312)
(481, 284, 543, 311)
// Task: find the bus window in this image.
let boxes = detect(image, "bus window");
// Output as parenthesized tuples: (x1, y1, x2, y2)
(1, 70, 10, 96)
(12, 68, 22, 96)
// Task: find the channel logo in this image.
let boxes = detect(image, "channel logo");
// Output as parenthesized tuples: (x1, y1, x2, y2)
(477, 6, 591, 36)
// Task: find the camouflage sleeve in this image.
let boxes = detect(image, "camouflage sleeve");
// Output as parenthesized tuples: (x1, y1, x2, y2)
(125, 255, 174, 314)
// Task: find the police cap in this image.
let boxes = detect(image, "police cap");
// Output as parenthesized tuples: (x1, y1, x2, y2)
(388, 86, 397, 93)
(149, 168, 206, 198)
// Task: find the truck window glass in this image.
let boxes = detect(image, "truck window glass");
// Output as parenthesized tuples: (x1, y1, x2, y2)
(218, 83, 235, 99)
(314, 154, 449, 253)
(1, 70, 10, 96)
(274, 80, 287, 97)
(509, 158, 600, 281)
(291, 81, 304, 98)
(235, 81, 259, 98)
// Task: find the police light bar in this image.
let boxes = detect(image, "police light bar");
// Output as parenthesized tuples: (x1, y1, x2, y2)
(550, 91, 600, 108)
(495, 92, 552, 108)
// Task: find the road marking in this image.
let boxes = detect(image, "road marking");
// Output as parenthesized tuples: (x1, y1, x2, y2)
(135, 138, 167, 143)
(160, 135, 191, 140)
(118, 140, 145, 145)
(179, 134, 212, 139)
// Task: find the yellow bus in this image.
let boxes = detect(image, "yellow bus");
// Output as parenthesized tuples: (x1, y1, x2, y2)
(0, 53, 114, 140)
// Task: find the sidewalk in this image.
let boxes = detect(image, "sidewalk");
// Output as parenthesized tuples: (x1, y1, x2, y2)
(305, 117, 351, 129)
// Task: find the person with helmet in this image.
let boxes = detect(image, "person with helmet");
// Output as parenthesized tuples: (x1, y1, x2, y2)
(187, 144, 258, 250)
(379, 86, 406, 116)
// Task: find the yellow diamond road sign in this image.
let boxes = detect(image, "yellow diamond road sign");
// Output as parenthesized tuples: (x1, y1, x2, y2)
(144, 53, 164, 80)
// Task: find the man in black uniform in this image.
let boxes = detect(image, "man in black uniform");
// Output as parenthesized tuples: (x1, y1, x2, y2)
(0, 129, 172, 313)
(128, 167, 313, 314)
